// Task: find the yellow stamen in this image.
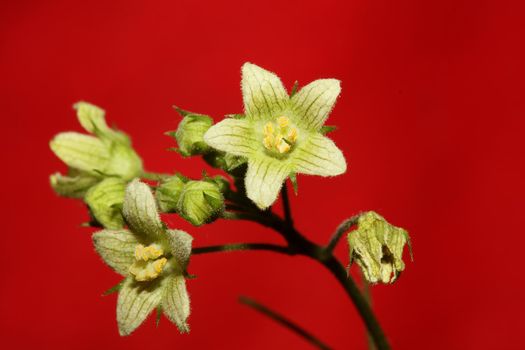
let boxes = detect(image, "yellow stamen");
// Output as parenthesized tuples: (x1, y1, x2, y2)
(261, 117, 298, 155)
(263, 135, 274, 150)
(264, 122, 274, 135)
(153, 258, 168, 273)
(278, 141, 291, 154)
(277, 116, 289, 128)
(288, 128, 298, 143)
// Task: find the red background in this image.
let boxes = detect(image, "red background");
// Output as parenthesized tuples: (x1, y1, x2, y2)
(1, 1, 523, 349)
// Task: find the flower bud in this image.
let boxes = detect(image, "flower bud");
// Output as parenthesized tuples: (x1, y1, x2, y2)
(155, 175, 187, 213)
(85, 177, 127, 229)
(347, 211, 412, 284)
(169, 114, 213, 157)
(176, 180, 224, 226)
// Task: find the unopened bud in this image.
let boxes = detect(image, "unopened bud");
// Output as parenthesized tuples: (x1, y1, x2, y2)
(176, 180, 224, 226)
(169, 114, 213, 157)
(156, 175, 187, 213)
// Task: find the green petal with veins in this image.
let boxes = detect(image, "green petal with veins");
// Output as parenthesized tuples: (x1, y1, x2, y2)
(117, 277, 163, 336)
(245, 157, 291, 209)
(293, 133, 346, 176)
(104, 142, 143, 180)
(50, 172, 99, 198)
(162, 274, 190, 333)
(241, 62, 289, 120)
(92, 229, 138, 276)
(290, 79, 341, 131)
(85, 177, 126, 229)
(50, 132, 111, 175)
(203, 118, 256, 157)
(74, 101, 130, 145)
(123, 180, 165, 239)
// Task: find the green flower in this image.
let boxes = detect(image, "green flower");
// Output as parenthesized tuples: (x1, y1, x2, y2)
(347, 212, 412, 284)
(203, 63, 346, 209)
(50, 102, 143, 198)
(93, 180, 192, 336)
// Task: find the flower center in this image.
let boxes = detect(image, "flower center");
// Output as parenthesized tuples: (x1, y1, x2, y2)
(129, 243, 168, 281)
(262, 116, 298, 154)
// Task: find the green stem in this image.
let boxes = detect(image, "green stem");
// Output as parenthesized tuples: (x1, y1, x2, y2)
(325, 214, 362, 253)
(239, 296, 332, 350)
(141, 171, 170, 181)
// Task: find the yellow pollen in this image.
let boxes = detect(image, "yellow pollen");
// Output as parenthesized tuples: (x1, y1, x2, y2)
(278, 142, 291, 154)
(264, 122, 274, 135)
(277, 116, 289, 128)
(262, 117, 298, 154)
(130, 244, 167, 281)
(288, 128, 298, 142)
(153, 258, 168, 273)
(134, 244, 163, 261)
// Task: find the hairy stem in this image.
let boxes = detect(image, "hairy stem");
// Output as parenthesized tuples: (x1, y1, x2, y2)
(221, 193, 390, 350)
(281, 184, 293, 227)
(325, 214, 362, 253)
(239, 296, 332, 350)
(192, 243, 292, 255)
(363, 278, 376, 350)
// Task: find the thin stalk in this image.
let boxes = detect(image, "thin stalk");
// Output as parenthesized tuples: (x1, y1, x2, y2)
(141, 171, 170, 181)
(192, 243, 292, 256)
(363, 278, 376, 350)
(281, 184, 293, 227)
(239, 296, 332, 350)
(325, 214, 362, 253)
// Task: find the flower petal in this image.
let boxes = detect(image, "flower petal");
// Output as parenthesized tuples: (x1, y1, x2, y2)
(245, 157, 291, 209)
(241, 63, 289, 120)
(122, 180, 164, 238)
(117, 277, 163, 336)
(293, 134, 346, 176)
(74, 101, 131, 145)
(165, 230, 193, 270)
(92, 229, 138, 275)
(290, 79, 341, 130)
(49, 132, 111, 174)
(85, 177, 126, 229)
(203, 118, 257, 157)
(162, 274, 190, 333)
(50, 172, 99, 198)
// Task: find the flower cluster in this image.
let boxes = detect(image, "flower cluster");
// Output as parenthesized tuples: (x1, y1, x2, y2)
(49, 63, 412, 339)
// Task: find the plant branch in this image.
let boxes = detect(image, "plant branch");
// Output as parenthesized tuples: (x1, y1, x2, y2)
(281, 184, 293, 227)
(325, 214, 362, 253)
(141, 171, 170, 181)
(239, 296, 332, 350)
(192, 243, 292, 256)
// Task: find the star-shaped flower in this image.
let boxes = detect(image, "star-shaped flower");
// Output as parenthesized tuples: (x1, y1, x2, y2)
(92, 180, 192, 335)
(204, 63, 347, 209)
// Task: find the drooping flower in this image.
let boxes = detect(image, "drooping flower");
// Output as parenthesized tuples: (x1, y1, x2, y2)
(92, 180, 192, 335)
(50, 102, 143, 227)
(347, 211, 412, 284)
(203, 63, 346, 209)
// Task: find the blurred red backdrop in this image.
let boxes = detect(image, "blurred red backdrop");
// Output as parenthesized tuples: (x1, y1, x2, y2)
(1, 0, 523, 349)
